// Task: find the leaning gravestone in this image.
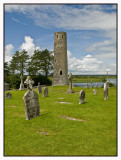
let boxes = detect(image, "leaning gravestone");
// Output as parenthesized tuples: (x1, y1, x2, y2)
(38, 82, 42, 93)
(19, 74, 24, 90)
(23, 76, 40, 120)
(104, 81, 109, 100)
(43, 87, 48, 97)
(79, 90, 85, 104)
(67, 72, 74, 93)
(5, 92, 12, 99)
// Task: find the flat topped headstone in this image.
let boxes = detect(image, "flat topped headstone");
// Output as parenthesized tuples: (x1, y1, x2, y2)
(79, 90, 85, 104)
(5, 92, 12, 99)
(23, 76, 40, 120)
(43, 87, 48, 97)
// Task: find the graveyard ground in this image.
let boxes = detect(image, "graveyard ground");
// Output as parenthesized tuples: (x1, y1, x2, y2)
(4, 86, 117, 156)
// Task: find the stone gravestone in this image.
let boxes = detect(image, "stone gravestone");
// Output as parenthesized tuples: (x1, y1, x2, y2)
(93, 89, 97, 95)
(79, 90, 85, 104)
(96, 83, 98, 88)
(90, 81, 93, 89)
(43, 87, 48, 97)
(67, 72, 74, 93)
(38, 82, 42, 93)
(19, 74, 24, 90)
(86, 80, 89, 88)
(104, 81, 109, 100)
(5, 92, 12, 99)
(23, 76, 40, 120)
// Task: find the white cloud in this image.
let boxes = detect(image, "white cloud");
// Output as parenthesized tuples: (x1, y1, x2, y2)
(67, 50, 116, 75)
(5, 4, 116, 31)
(5, 44, 14, 62)
(20, 36, 40, 56)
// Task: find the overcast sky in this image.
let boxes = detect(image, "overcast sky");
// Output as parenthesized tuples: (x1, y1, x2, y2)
(4, 4, 117, 75)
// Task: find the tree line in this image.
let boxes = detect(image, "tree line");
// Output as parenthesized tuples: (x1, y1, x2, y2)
(4, 49, 54, 89)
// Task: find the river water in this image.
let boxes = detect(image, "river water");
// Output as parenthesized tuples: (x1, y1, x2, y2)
(74, 79, 117, 88)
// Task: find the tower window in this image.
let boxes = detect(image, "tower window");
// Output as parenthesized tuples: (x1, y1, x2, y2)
(62, 35, 63, 38)
(60, 71, 62, 75)
(57, 35, 58, 38)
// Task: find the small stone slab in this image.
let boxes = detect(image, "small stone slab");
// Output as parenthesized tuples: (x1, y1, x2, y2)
(58, 97, 64, 99)
(5, 92, 12, 99)
(56, 101, 71, 104)
(39, 131, 48, 136)
(60, 116, 85, 122)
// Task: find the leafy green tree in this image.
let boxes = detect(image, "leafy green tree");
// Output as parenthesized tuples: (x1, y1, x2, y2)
(26, 50, 41, 75)
(4, 62, 10, 76)
(27, 49, 54, 81)
(40, 49, 54, 80)
(9, 50, 30, 75)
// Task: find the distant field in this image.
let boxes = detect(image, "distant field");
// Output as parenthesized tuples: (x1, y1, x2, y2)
(49, 75, 116, 83)
(4, 86, 117, 156)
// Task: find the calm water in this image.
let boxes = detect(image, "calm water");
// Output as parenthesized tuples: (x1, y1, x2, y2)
(74, 79, 117, 88)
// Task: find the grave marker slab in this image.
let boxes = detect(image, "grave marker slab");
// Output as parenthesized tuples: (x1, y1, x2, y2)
(79, 90, 85, 104)
(23, 76, 40, 120)
(43, 87, 48, 97)
(104, 81, 109, 100)
(38, 82, 42, 93)
(5, 92, 12, 99)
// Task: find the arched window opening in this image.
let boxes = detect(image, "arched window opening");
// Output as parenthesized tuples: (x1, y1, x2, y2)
(60, 71, 62, 75)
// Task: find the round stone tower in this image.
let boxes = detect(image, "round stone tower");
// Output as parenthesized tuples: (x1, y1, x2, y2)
(53, 32, 68, 86)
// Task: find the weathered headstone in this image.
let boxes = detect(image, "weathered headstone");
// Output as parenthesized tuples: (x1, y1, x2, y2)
(43, 87, 48, 97)
(86, 80, 89, 88)
(96, 83, 98, 88)
(104, 81, 109, 100)
(67, 72, 74, 93)
(93, 89, 97, 95)
(19, 74, 24, 90)
(90, 81, 93, 89)
(38, 82, 42, 93)
(23, 76, 40, 120)
(79, 90, 85, 104)
(5, 92, 12, 99)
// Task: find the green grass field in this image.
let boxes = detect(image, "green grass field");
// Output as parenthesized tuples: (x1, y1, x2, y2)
(4, 86, 117, 156)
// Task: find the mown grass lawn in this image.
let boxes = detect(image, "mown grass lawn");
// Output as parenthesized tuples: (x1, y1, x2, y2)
(4, 86, 117, 156)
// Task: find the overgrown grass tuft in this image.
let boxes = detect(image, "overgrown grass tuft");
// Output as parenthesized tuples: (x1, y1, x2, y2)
(4, 86, 117, 156)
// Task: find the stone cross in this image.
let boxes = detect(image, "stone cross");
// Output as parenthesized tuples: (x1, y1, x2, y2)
(67, 72, 74, 93)
(104, 81, 109, 100)
(38, 82, 42, 93)
(23, 76, 40, 120)
(79, 90, 85, 104)
(5, 92, 12, 99)
(43, 87, 48, 97)
(24, 76, 34, 90)
(19, 74, 24, 90)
